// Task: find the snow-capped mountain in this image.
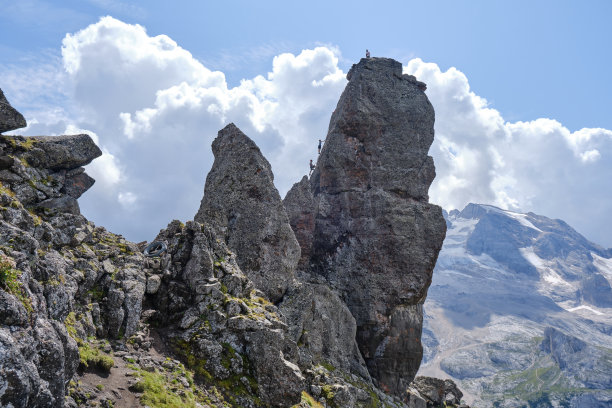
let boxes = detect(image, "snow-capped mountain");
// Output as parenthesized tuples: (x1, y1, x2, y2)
(418, 203, 612, 407)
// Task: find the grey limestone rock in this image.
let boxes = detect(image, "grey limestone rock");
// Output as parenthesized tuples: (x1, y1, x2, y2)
(0, 88, 26, 134)
(195, 123, 300, 303)
(149, 220, 304, 407)
(0, 134, 146, 406)
(62, 168, 96, 199)
(283, 175, 315, 271)
(246, 330, 305, 405)
(279, 282, 371, 380)
(287, 57, 447, 398)
(20, 134, 102, 170)
(0, 134, 101, 214)
(37, 195, 81, 215)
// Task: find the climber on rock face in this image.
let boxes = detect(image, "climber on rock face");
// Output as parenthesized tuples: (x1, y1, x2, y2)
(318, 139, 325, 155)
(366, 49, 370, 58)
(309, 159, 315, 176)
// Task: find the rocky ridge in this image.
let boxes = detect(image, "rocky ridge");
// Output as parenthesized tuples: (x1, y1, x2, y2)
(0, 58, 463, 408)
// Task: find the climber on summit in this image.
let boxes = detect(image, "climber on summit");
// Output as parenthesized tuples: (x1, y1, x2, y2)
(318, 139, 325, 155)
(309, 159, 315, 176)
(366, 49, 370, 58)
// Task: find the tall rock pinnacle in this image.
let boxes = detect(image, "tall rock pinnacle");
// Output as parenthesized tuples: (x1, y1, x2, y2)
(286, 57, 447, 398)
(195, 123, 300, 303)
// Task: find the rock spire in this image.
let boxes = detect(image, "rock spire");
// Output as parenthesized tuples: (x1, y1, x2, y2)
(195, 123, 300, 303)
(285, 57, 447, 398)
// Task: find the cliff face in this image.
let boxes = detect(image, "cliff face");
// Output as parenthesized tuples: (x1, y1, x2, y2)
(285, 57, 446, 396)
(0, 56, 453, 408)
(0, 89, 26, 134)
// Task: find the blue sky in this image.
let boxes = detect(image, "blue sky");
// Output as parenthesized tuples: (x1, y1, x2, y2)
(4, 1, 611, 130)
(1, 1, 611, 246)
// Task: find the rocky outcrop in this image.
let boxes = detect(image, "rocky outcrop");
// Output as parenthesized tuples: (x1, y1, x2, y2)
(195, 123, 300, 303)
(146, 220, 304, 407)
(285, 57, 446, 398)
(406, 377, 466, 408)
(0, 89, 26, 134)
(279, 282, 370, 379)
(0, 90, 145, 407)
(0, 133, 102, 214)
(0, 167, 145, 406)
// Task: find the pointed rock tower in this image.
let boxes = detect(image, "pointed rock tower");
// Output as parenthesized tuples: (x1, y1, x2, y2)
(195, 123, 300, 303)
(285, 57, 447, 397)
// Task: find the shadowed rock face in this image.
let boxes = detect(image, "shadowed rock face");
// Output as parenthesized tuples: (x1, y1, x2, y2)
(195, 123, 300, 303)
(0, 89, 26, 134)
(283, 175, 315, 271)
(286, 57, 446, 398)
(279, 281, 371, 380)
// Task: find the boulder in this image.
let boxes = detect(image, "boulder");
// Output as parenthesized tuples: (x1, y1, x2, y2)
(407, 376, 464, 407)
(37, 196, 81, 215)
(20, 134, 102, 170)
(0, 135, 100, 213)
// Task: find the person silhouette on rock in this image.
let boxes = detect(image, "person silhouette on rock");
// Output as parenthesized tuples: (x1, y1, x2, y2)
(366, 49, 370, 58)
(309, 159, 315, 176)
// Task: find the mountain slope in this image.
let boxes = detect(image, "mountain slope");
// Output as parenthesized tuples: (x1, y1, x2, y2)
(418, 203, 612, 407)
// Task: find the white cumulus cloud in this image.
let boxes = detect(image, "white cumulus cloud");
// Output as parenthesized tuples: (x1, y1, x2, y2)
(8, 17, 612, 247)
(58, 17, 345, 240)
(405, 59, 612, 246)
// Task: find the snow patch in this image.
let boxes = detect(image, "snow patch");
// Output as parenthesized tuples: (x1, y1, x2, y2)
(446, 218, 479, 239)
(521, 247, 573, 289)
(521, 246, 545, 269)
(592, 252, 612, 285)
(567, 305, 604, 316)
(479, 204, 543, 232)
(506, 212, 543, 233)
(444, 270, 473, 279)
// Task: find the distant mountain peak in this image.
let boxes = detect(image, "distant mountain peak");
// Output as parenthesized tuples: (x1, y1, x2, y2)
(421, 202, 612, 407)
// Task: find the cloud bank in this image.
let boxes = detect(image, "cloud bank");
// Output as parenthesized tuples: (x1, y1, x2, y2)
(405, 60, 612, 246)
(58, 17, 346, 240)
(11, 17, 612, 247)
